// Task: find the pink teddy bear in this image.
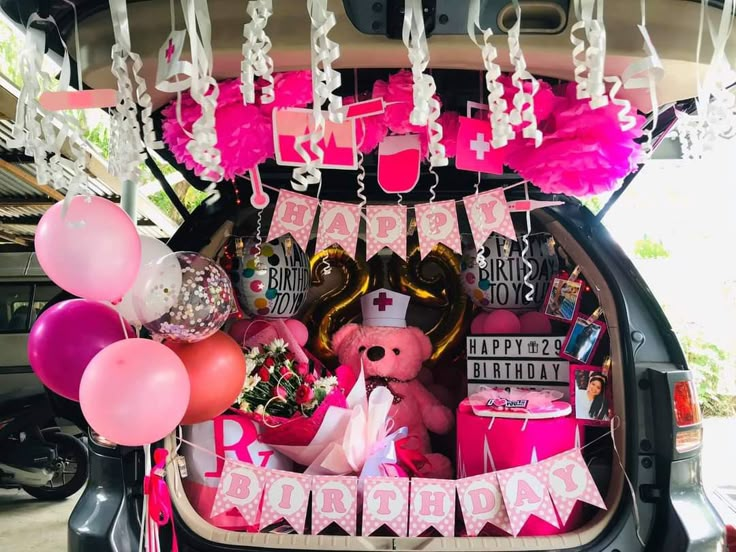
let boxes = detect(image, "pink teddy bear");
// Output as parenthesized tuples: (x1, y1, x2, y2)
(331, 289, 454, 479)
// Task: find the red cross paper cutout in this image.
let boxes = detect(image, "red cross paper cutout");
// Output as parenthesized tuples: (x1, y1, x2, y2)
(455, 116, 506, 175)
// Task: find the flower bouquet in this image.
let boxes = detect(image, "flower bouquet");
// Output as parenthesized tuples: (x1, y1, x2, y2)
(236, 337, 414, 479)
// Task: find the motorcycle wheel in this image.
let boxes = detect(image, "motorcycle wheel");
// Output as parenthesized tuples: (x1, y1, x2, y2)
(22, 430, 88, 501)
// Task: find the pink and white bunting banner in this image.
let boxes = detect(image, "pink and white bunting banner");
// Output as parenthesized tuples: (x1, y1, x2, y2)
(266, 189, 319, 252)
(456, 472, 512, 536)
(409, 478, 456, 536)
(259, 469, 312, 533)
(366, 205, 407, 261)
(315, 200, 361, 258)
(463, 188, 516, 249)
(545, 448, 606, 524)
(311, 475, 358, 535)
(362, 476, 410, 536)
(414, 200, 462, 258)
(496, 460, 560, 536)
(210, 459, 265, 525)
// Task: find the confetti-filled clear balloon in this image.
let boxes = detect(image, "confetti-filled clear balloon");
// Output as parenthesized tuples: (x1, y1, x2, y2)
(134, 252, 235, 343)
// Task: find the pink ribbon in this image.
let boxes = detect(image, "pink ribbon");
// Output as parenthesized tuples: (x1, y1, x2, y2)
(143, 449, 178, 552)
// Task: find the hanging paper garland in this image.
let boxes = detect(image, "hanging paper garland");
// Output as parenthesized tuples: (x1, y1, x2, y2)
(241, 0, 274, 104)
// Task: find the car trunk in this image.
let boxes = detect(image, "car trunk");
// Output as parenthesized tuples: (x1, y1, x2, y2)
(157, 194, 630, 550)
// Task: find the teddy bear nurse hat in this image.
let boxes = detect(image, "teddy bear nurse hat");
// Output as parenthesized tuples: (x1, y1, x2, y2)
(361, 288, 410, 328)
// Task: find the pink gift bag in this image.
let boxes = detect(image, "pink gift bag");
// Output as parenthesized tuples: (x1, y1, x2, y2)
(456, 389, 584, 536)
(182, 414, 292, 531)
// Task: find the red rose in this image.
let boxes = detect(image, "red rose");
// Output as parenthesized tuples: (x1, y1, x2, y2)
(258, 366, 271, 381)
(285, 351, 296, 361)
(279, 366, 293, 380)
(272, 385, 288, 401)
(264, 357, 275, 368)
(296, 363, 310, 377)
(295, 385, 315, 406)
(304, 373, 317, 385)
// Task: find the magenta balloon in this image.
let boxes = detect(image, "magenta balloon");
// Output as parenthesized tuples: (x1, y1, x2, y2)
(519, 311, 553, 335)
(483, 309, 522, 334)
(35, 196, 141, 302)
(28, 300, 134, 401)
(79, 339, 190, 446)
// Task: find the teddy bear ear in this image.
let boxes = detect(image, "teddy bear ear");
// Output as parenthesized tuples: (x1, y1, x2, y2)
(331, 324, 361, 353)
(407, 326, 433, 360)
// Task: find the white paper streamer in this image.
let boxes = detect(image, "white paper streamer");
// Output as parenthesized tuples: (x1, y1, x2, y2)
(508, 0, 542, 146)
(109, 0, 162, 153)
(570, 0, 608, 109)
(403, 0, 447, 167)
(521, 183, 535, 302)
(181, 0, 224, 201)
(467, 0, 514, 148)
(241, 0, 274, 104)
(676, 0, 736, 159)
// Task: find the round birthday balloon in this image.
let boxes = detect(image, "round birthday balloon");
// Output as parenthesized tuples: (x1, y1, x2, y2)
(231, 237, 310, 318)
(135, 252, 235, 342)
(461, 234, 559, 311)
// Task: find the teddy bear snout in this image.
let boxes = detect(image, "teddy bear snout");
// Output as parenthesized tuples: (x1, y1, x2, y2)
(366, 346, 385, 362)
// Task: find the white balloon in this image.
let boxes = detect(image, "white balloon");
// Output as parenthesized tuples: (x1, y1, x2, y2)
(115, 237, 179, 325)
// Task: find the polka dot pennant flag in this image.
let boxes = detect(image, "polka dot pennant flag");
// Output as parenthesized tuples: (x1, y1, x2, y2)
(210, 459, 266, 526)
(315, 200, 362, 259)
(414, 200, 462, 259)
(311, 475, 358, 535)
(545, 448, 606, 524)
(362, 476, 410, 536)
(408, 478, 456, 537)
(456, 472, 512, 536)
(366, 205, 407, 261)
(496, 461, 560, 536)
(463, 188, 516, 251)
(259, 469, 312, 533)
(266, 189, 319, 253)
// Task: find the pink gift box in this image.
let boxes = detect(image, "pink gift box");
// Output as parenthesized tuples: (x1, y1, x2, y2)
(456, 398, 584, 536)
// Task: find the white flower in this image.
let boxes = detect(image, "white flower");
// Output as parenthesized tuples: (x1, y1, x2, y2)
(254, 405, 266, 416)
(267, 338, 287, 354)
(314, 376, 338, 391)
(242, 374, 261, 392)
(245, 347, 261, 360)
(245, 357, 257, 375)
(239, 402, 252, 413)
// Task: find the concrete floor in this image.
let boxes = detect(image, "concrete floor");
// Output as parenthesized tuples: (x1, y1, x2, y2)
(0, 418, 734, 551)
(0, 488, 81, 551)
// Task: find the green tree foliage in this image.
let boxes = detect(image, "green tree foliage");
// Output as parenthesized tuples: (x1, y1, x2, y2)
(634, 234, 670, 259)
(681, 336, 736, 417)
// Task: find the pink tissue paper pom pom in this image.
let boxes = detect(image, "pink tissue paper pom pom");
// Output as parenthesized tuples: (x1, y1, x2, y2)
(258, 70, 313, 114)
(343, 94, 388, 153)
(162, 79, 274, 181)
(505, 83, 645, 197)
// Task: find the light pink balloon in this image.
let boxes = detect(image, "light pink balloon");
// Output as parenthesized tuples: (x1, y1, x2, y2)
(80, 339, 190, 446)
(35, 196, 141, 302)
(284, 319, 309, 347)
(519, 311, 553, 335)
(483, 309, 522, 334)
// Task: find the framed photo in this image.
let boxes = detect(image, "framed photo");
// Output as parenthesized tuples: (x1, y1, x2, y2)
(570, 365, 612, 425)
(560, 317, 607, 364)
(543, 277, 583, 323)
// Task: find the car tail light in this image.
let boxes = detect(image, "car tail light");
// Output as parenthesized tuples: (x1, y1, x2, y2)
(676, 427, 703, 453)
(673, 380, 702, 427)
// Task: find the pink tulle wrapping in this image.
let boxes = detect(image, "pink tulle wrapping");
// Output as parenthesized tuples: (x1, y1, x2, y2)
(505, 83, 644, 196)
(344, 95, 388, 153)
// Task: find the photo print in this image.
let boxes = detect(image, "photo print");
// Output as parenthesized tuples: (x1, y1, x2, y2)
(560, 317, 607, 364)
(544, 277, 583, 323)
(570, 365, 611, 424)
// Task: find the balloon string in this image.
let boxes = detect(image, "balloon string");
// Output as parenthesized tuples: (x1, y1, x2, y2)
(521, 182, 535, 302)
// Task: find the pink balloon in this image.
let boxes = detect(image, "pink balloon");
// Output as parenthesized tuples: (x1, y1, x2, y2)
(35, 196, 141, 302)
(519, 311, 553, 335)
(80, 339, 190, 446)
(483, 310, 522, 334)
(28, 300, 134, 401)
(284, 319, 309, 347)
(470, 313, 490, 335)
